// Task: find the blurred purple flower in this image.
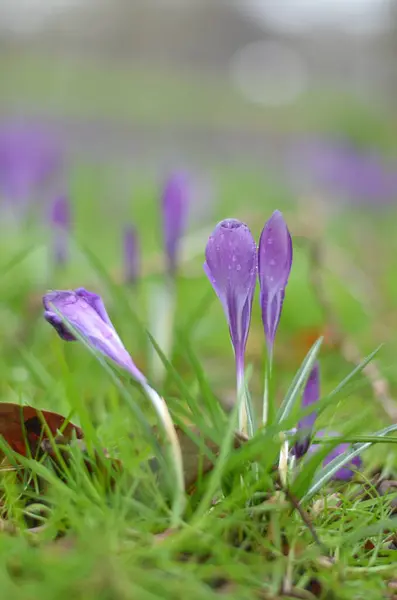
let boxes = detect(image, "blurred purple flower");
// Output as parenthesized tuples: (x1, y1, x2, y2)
(123, 225, 139, 285)
(161, 171, 190, 274)
(204, 219, 257, 377)
(295, 138, 397, 206)
(290, 362, 362, 480)
(43, 288, 145, 384)
(50, 195, 71, 265)
(309, 430, 363, 481)
(294, 362, 320, 459)
(0, 122, 61, 205)
(258, 211, 292, 359)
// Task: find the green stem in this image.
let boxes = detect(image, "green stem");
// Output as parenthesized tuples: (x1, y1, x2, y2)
(142, 382, 185, 526)
(262, 351, 273, 426)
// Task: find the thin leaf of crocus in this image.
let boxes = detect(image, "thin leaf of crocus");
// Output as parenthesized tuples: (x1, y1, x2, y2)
(316, 435, 397, 444)
(279, 344, 382, 433)
(276, 337, 323, 424)
(302, 423, 397, 502)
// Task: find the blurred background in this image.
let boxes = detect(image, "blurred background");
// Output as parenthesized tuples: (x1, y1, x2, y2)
(1, 0, 397, 173)
(2, 0, 397, 407)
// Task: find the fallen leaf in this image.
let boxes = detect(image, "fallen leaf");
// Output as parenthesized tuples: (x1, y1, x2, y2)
(0, 403, 83, 457)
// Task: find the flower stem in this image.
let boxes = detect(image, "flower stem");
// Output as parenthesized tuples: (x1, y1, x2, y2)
(142, 382, 185, 525)
(262, 351, 273, 426)
(149, 275, 175, 383)
(236, 360, 254, 437)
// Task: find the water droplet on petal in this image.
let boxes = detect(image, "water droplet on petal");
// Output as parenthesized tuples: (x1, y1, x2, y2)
(268, 238, 273, 245)
(236, 264, 241, 271)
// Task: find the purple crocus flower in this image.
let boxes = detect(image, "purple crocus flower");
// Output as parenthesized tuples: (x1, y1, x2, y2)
(43, 288, 145, 384)
(161, 171, 190, 274)
(258, 211, 292, 359)
(50, 195, 71, 265)
(123, 226, 139, 285)
(0, 122, 61, 206)
(294, 362, 320, 459)
(204, 219, 257, 380)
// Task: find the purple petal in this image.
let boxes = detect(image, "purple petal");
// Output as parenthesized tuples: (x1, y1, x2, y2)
(299, 362, 320, 432)
(43, 289, 145, 383)
(293, 362, 320, 459)
(50, 195, 70, 230)
(258, 211, 292, 354)
(308, 430, 362, 481)
(323, 441, 362, 481)
(49, 196, 71, 265)
(123, 226, 139, 284)
(161, 171, 190, 274)
(204, 219, 257, 367)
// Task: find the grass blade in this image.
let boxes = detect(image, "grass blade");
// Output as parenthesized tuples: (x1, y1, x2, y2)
(276, 337, 323, 425)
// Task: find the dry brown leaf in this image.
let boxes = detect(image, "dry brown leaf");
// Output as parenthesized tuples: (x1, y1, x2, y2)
(0, 403, 83, 457)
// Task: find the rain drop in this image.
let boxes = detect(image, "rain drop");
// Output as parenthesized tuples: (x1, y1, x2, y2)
(236, 264, 241, 271)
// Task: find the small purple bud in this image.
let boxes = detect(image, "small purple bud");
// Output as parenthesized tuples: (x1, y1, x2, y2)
(123, 226, 139, 285)
(204, 219, 257, 375)
(258, 210, 292, 359)
(50, 195, 71, 265)
(294, 362, 320, 458)
(161, 171, 190, 274)
(43, 288, 146, 384)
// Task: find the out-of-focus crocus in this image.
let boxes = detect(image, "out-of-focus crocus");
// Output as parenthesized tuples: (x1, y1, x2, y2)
(258, 210, 292, 361)
(123, 226, 139, 285)
(0, 122, 61, 207)
(43, 288, 146, 384)
(294, 138, 397, 206)
(294, 362, 320, 459)
(43, 287, 185, 522)
(290, 362, 362, 481)
(50, 195, 71, 266)
(161, 171, 190, 275)
(204, 219, 257, 433)
(309, 430, 363, 481)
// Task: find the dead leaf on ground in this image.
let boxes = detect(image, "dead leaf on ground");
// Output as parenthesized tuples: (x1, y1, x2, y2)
(0, 403, 83, 457)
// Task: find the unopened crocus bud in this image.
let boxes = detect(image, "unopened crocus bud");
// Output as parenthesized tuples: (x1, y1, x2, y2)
(43, 288, 145, 384)
(161, 171, 190, 274)
(43, 286, 186, 521)
(258, 210, 292, 360)
(204, 219, 256, 433)
(123, 226, 139, 284)
(204, 219, 257, 378)
(294, 362, 320, 459)
(50, 195, 71, 265)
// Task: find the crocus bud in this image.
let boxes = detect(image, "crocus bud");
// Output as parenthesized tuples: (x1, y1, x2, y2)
(43, 288, 145, 384)
(123, 225, 139, 285)
(258, 210, 292, 360)
(294, 362, 320, 459)
(161, 171, 190, 274)
(50, 195, 71, 265)
(204, 219, 257, 377)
